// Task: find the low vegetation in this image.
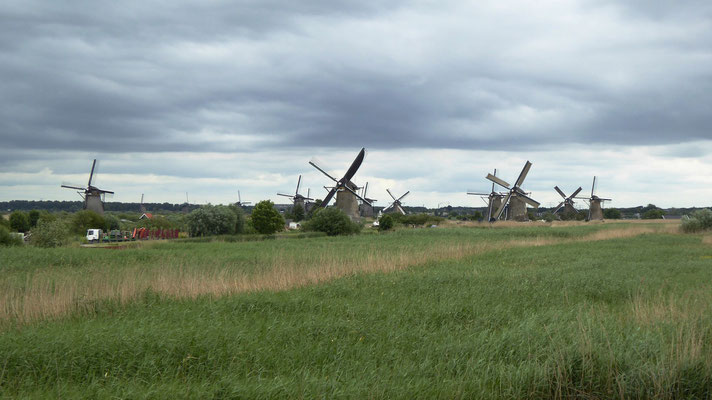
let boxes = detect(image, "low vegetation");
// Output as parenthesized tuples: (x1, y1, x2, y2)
(0, 221, 709, 398)
(681, 208, 712, 233)
(301, 207, 362, 236)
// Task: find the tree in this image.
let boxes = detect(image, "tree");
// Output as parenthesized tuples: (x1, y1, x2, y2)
(186, 205, 237, 237)
(603, 208, 622, 219)
(9, 211, 30, 233)
(378, 214, 394, 231)
(229, 205, 246, 234)
(28, 210, 41, 228)
(249, 200, 285, 234)
(31, 219, 70, 248)
(302, 207, 361, 236)
(642, 208, 665, 219)
(71, 210, 106, 235)
(291, 203, 305, 222)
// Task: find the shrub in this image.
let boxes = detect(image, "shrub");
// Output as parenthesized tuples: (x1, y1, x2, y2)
(28, 210, 41, 227)
(229, 205, 246, 234)
(10, 211, 30, 233)
(541, 211, 557, 222)
(71, 210, 106, 235)
(186, 205, 237, 237)
(603, 208, 622, 219)
(378, 214, 394, 231)
(31, 219, 70, 248)
(0, 225, 23, 247)
(103, 214, 121, 231)
(251, 200, 285, 234)
(302, 207, 361, 236)
(681, 209, 712, 233)
(643, 209, 665, 219)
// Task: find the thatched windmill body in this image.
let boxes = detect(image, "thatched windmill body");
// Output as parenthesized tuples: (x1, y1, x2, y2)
(552, 186, 583, 216)
(467, 168, 508, 221)
(277, 175, 312, 212)
(310, 148, 371, 220)
(486, 161, 540, 221)
(383, 189, 409, 215)
(576, 176, 611, 220)
(61, 159, 114, 215)
(359, 182, 377, 218)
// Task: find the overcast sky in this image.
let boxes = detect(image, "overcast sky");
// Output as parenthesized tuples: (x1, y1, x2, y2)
(1, 0, 711, 209)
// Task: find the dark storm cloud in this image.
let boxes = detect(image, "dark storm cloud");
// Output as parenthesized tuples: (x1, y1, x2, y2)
(1, 0, 711, 157)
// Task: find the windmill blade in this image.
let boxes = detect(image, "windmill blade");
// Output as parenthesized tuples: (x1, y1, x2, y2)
(295, 175, 302, 196)
(383, 202, 395, 212)
(363, 182, 368, 198)
(277, 193, 294, 198)
(97, 189, 115, 194)
(591, 176, 597, 197)
(307, 188, 311, 199)
(140, 194, 144, 204)
(517, 193, 540, 208)
(553, 202, 565, 214)
(309, 160, 338, 182)
(467, 192, 490, 196)
(493, 191, 513, 221)
(554, 186, 567, 199)
(570, 187, 583, 199)
(486, 173, 510, 189)
(238, 190, 242, 203)
(340, 147, 366, 184)
(395, 203, 406, 215)
(343, 184, 372, 206)
(396, 191, 410, 202)
(386, 188, 398, 201)
(88, 159, 97, 187)
(320, 187, 339, 207)
(242, 201, 252, 205)
(61, 184, 86, 191)
(514, 161, 532, 188)
(598, 197, 612, 201)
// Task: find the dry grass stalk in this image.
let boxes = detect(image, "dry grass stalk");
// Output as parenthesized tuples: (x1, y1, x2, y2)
(0, 225, 672, 327)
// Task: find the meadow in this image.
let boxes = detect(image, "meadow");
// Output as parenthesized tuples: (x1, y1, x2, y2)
(1, 220, 710, 398)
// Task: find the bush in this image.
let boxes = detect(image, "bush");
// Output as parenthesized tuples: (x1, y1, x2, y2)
(71, 210, 106, 235)
(603, 208, 622, 219)
(0, 216, 10, 229)
(10, 211, 30, 233)
(0, 225, 23, 247)
(186, 205, 237, 237)
(28, 210, 41, 227)
(541, 211, 557, 222)
(643, 209, 665, 219)
(302, 207, 361, 236)
(229, 205, 246, 234)
(103, 214, 121, 231)
(681, 209, 712, 233)
(31, 219, 70, 248)
(378, 214, 394, 231)
(251, 200, 285, 234)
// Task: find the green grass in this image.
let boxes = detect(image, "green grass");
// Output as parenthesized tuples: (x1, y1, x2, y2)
(1, 223, 711, 398)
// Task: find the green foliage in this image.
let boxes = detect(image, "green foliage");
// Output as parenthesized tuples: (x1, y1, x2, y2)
(603, 208, 622, 219)
(681, 209, 712, 233)
(9, 211, 30, 233)
(642, 208, 665, 219)
(391, 213, 444, 226)
(30, 219, 70, 248)
(0, 215, 10, 229)
(136, 215, 175, 230)
(229, 205, 246, 234)
(541, 211, 557, 222)
(28, 210, 40, 228)
(37, 211, 56, 224)
(250, 200, 285, 234)
(71, 210, 106, 235)
(0, 225, 23, 246)
(186, 205, 238, 237)
(306, 200, 322, 220)
(287, 203, 305, 222)
(103, 214, 121, 231)
(301, 207, 361, 236)
(378, 214, 394, 231)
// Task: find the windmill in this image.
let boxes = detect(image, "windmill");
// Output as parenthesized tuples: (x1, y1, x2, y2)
(309, 147, 371, 220)
(61, 159, 114, 215)
(486, 161, 540, 221)
(383, 189, 409, 215)
(359, 182, 377, 217)
(576, 176, 611, 220)
(139, 194, 146, 213)
(277, 175, 313, 212)
(467, 168, 508, 221)
(552, 186, 583, 216)
(236, 190, 251, 207)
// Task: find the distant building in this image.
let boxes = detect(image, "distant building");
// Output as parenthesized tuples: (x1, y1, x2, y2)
(139, 213, 153, 220)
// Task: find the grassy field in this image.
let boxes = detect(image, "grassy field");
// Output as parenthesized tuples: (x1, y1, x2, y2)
(1, 221, 710, 398)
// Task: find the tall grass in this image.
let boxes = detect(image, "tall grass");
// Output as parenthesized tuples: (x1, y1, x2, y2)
(0, 227, 710, 398)
(0, 223, 677, 327)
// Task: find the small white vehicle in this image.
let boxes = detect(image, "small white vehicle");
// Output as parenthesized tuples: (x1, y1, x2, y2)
(86, 229, 102, 243)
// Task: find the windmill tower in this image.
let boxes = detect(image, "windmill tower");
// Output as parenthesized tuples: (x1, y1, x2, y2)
(359, 182, 377, 218)
(277, 175, 313, 213)
(61, 159, 114, 215)
(139, 194, 146, 213)
(310, 148, 371, 220)
(576, 177, 611, 220)
(486, 161, 539, 221)
(236, 190, 251, 207)
(552, 186, 583, 216)
(467, 168, 508, 221)
(383, 189, 409, 215)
